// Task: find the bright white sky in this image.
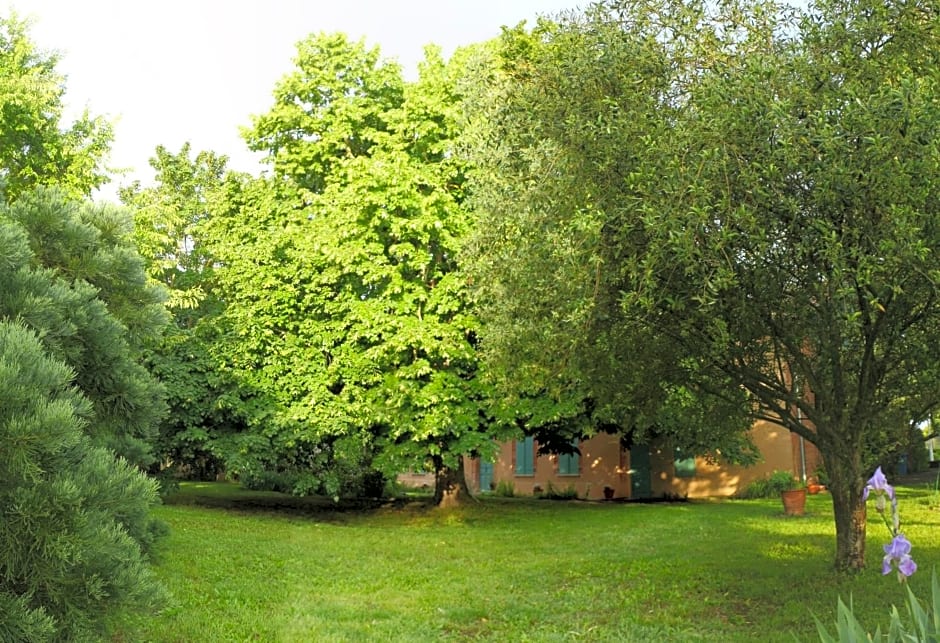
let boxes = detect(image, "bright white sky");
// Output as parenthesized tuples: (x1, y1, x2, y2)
(3, 0, 579, 201)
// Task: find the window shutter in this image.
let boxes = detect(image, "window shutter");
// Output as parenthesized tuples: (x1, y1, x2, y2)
(674, 447, 696, 478)
(515, 436, 534, 475)
(558, 439, 580, 475)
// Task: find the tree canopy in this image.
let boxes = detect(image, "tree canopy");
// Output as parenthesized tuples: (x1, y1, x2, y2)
(1, 189, 169, 466)
(0, 14, 112, 200)
(0, 190, 169, 637)
(468, 0, 940, 571)
(186, 35, 508, 503)
(0, 321, 166, 641)
(467, 5, 758, 459)
(120, 144, 248, 480)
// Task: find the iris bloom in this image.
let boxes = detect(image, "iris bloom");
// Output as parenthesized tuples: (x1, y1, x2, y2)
(863, 466, 896, 503)
(882, 533, 917, 579)
(864, 466, 916, 581)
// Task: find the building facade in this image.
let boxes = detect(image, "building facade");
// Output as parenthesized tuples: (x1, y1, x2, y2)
(463, 421, 823, 500)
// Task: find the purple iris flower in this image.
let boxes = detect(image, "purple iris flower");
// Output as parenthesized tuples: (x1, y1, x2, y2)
(882, 534, 917, 578)
(863, 466, 896, 503)
(865, 466, 917, 581)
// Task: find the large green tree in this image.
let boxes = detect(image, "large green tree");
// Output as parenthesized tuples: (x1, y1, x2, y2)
(466, 8, 757, 459)
(469, 0, 940, 571)
(0, 190, 169, 638)
(121, 144, 249, 478)
(204, 34, 505, 504)
(121, 143, 227, 312)
(0, 14, 112, 200)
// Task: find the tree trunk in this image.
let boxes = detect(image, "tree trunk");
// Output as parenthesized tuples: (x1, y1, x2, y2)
(824, 448, 867, 572)
(433, 456, 470, 508)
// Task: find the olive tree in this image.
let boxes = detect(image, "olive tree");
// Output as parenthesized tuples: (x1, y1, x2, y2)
(469, 0, 940, 571)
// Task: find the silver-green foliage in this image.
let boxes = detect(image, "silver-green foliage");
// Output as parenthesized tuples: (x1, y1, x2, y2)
(0, 18, 167, 638)
(0, 322, 166, 641)
(0, 189, 168, 467)
(0, 192, 169, 638)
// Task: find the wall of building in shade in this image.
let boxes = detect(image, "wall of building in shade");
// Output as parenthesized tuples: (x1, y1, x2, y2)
(397, 422, 823, 500)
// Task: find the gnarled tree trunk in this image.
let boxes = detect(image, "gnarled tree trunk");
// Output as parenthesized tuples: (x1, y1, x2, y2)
(433, 456, 470, 508)
(822, 444, 867, 572)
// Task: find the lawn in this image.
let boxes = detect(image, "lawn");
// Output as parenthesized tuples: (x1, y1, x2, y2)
(111, 479, 940, 642)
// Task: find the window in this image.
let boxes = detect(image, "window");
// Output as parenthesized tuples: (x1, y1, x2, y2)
(515, 436, 534, 475)
(674, 447, 696, 478)
(558, 439, 580, 475)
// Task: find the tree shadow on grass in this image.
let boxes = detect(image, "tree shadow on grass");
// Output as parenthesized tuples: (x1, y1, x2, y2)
(161, 482, 429, 523)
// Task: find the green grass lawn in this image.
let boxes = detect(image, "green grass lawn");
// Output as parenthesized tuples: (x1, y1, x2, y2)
(111, 480, 940, 642)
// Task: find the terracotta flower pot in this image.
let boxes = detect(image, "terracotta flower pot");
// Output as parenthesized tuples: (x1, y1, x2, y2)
(781, 488, 807, 516)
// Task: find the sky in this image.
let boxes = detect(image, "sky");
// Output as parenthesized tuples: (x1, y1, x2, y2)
(3, 0, 580, 201)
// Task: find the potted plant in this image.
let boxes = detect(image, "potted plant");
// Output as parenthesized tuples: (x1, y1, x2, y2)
(769, 470, 807, 515)
(810, 465, 829, 494)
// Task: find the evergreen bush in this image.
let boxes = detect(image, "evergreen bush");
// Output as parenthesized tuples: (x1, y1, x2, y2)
(0, 322, 167, 640)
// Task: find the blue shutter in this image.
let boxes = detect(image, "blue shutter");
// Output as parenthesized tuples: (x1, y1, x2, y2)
(674, 447, 696, 478)
(479, 460, 494, 492)
(558, 439, 580, 475)
(515, 436, 534, 475)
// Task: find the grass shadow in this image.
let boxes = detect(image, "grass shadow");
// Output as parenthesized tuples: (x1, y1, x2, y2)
(161, 481, 438, 523)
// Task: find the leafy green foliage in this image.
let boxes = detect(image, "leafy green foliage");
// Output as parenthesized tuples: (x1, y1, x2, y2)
(738, 470, 803, 499)
(204, 35, 510, 502)
(0, 18, 168, 637)
(492, 479, 516, 497)
(467, 7, 758, 465)
(238, 441, 385, 500)
(468, 0, 940, 569)
(0, 14, 112, 200)
(537, 481, 579, 500)
(121, 144, 252, 479)
(120, 143, 227, 313)
(244, 32, 405, 194)
(0, 322, 166, 640)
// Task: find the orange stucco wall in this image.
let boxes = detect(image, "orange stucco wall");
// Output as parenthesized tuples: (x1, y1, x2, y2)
(462, 422, 823, 500)
(470, 433, 632, 500)
(467, 434, 630, 499)
(650, 421, 786, 497)
(399, 421, 824, 500)
(649, 421, 823, 498)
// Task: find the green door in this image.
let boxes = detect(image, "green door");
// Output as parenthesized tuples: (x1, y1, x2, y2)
(479, 460, 494, 493)
(630, 445, 652, 499)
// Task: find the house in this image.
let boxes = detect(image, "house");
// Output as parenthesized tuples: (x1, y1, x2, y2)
(463, 419, 823, 500)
